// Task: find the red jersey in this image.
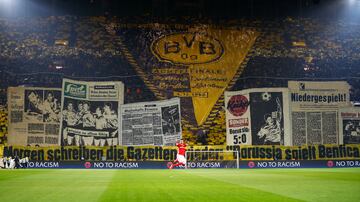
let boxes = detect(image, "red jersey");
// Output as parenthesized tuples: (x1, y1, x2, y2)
(176, 143, 187, 156)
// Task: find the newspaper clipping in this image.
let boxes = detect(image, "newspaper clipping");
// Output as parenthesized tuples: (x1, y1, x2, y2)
(225, 88, 290, 146)
(7, 87, 61, 146)
(120, 98, 181, 146)
(60, 78, 124, 146)
(339, 107, 360, 144)
(288, 81, 351, 146)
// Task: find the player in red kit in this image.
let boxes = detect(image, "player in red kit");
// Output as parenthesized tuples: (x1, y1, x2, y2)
(168, 139, 187, 169)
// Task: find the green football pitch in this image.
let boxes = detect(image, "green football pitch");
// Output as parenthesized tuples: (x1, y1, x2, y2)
(0, 168, 359, 202)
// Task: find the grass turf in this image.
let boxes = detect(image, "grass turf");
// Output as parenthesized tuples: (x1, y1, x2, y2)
(0, 168, 359, 202)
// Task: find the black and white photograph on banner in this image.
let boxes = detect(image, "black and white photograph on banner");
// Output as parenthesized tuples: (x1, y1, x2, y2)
(120, 98, 181, 146)
(60, 78, 124, 147)
(342, 120, 360, 144)
(24, 90, 44, 122)
(8, 87, 62, 146)
(43, 90, 61, 122)
(289, 81, 351, 145)
(24, 90, 61, 123)
(338, 107, 360, 144)
(250, 92, 284, 145)
(61, 98, 119, 146)
(161, 105, 181, 136)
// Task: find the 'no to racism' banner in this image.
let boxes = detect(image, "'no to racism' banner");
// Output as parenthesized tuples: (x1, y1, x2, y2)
(7, 87, 61, 146)
(117, 24, 258, 132)
(288, 81, 351, 146)
(120, 98, 181, 146)
(60, 78, 124, 146)
(225, 88, 290, 146)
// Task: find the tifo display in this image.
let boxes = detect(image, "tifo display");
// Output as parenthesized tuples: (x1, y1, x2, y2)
(0, 20, 360, 170)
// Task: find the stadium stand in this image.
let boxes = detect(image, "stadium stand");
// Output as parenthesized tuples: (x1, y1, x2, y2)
(0, 106, 7, 145)
(0, 16, 360, 146)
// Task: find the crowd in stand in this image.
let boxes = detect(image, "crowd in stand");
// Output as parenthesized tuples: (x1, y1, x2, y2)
(0, 16, 360, 145)
(0, 107, 7, 145)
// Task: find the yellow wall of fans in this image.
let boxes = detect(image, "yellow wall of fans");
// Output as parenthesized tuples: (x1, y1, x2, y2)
(0, 107, 7, 156)
(0, 107, 7, 145)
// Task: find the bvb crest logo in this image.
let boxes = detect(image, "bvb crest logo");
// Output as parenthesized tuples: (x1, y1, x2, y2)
(121, 27, 259, 127)
(151, 32, 224, 65)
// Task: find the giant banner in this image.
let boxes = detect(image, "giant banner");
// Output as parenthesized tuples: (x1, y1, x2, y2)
(339, 107, 360, 144)
(7, 87, 61, 146)
(288, 81, 351, 145)
(60, 79, 124, 146)
(225, 88, 290, 145)
(3, 144, 360, 161)
(120, 98, 181, 146)
(117, 24, 258, 134)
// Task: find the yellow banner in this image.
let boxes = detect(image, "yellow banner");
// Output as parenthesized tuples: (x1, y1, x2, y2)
(3, 144, 360, 161)
(125, 27, 258, 127)
(189, 29, 258, 126)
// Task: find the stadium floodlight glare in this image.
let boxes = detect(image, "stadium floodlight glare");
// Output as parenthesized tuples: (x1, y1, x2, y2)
(185, 150, 240, 169)
(0, 0, 17, 16)
(0, 0, 11, 3)
(0, 0, 15, 7)
(349, 0, 360, 5)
